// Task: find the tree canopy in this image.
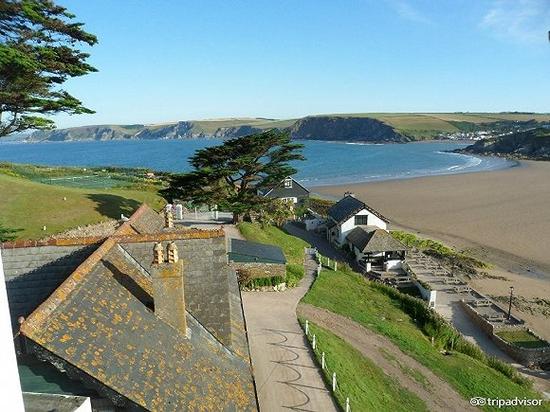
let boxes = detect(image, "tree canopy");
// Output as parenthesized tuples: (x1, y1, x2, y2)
(0, 0, 97, 137)
(161, 129, 304, 222)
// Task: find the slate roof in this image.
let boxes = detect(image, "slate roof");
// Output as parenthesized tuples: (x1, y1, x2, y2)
(3, 204, 257, 411)
(258, 176, 310, 199)
(346, 226, 407, 253)
(228, 239, 286, 265)
(327, 195, 389, 225)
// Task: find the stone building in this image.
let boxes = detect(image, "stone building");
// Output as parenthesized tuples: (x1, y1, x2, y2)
(1, 204, 257, 411)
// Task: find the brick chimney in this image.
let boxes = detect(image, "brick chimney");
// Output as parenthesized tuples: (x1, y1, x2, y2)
(150, 242, 187, 336)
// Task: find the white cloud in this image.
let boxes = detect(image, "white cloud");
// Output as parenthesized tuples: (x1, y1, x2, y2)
(387, 0, 432, 24)
(482, 0, 550, 45)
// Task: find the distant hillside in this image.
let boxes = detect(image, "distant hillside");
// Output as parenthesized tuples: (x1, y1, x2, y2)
(25, 113, 550, 143)
(458, 128, 550, 160)
(290, 116, 409, 142)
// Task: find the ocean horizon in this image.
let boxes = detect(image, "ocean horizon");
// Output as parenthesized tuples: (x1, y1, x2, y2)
(0, 139, 514, 186)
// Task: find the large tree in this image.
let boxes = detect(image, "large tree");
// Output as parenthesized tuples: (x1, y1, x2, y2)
(0, 0, 97, 137)
(161, 129, 305, 223)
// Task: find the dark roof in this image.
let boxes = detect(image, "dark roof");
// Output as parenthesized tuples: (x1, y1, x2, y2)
(9, 205, 257, 411)
(327, 195, 389, 224)
(228, 239, 286, 264)
(346, 226, 407, 253)
(259, 176, 310, 199)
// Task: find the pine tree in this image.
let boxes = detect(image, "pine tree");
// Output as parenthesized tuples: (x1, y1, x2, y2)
(0, 0, 97, 136)
(161, 129, 304, 223)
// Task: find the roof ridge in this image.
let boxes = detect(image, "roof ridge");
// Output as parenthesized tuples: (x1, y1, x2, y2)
(20, 238, 117, 338)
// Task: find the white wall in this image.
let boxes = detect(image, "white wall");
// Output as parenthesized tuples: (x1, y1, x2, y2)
(0, 250, 25, 411)
(336, 208, 387, 245)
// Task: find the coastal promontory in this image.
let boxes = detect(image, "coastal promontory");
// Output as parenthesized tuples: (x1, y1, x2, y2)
(458, 128, 550, 160)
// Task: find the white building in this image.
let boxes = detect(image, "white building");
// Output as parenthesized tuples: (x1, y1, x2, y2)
(327, 194, 407, 272)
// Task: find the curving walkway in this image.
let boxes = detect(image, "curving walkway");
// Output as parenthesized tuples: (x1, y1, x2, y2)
(241, 251, 337, 412)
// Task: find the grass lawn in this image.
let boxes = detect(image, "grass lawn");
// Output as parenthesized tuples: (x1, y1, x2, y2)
(302, 269, 549, 411)
(0, 173, 164, 239)
(496, 330, 550, 349)
(303, 321, 428, 412)
(238, 222, 310, 287)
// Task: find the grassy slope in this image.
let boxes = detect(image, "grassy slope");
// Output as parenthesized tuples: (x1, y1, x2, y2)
(304, 321, 428, 412)
(0, 174, 163, 239)
(312, 112, 550, 139)
(302, 269, 548, 412)
(237, 222, 310, 286)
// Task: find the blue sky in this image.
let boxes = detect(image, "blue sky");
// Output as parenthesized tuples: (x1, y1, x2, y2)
(54, 0, 550, 128)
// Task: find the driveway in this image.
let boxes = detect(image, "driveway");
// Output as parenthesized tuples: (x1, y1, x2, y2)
(241, 252, 338, 411)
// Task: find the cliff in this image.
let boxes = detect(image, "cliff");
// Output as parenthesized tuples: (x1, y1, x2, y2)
(28, 121, 264, 142)
(289, 116, 409, 142)
(26, 113, 550, 144)
(27, 116, 409, 143)
(458, 128, 550, 160)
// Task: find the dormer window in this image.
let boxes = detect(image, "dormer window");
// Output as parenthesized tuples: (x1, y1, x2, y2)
(284, 178, 293, 188)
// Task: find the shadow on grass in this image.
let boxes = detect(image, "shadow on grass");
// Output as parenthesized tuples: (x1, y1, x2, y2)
(86, 194, 141, 219)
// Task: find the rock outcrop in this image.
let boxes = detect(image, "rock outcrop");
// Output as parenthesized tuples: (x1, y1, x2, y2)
(289, 116, 409, 142)
(458, 128, 550, 160)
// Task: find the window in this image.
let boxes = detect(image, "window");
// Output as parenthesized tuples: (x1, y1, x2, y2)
(284, 178, 292, 188)
(355, 215, 368, 225)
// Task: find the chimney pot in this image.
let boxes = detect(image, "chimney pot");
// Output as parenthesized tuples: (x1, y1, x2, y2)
(167, 241, 179, 263)
(153, 242, 164, 264)
(164, 208, 174, 229)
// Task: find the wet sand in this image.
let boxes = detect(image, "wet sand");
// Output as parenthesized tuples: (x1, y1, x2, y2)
(313, 160, 550, 338)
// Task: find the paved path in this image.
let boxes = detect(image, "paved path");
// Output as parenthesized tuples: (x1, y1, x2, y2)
(283, 223, 354, 266)
(241, 251, 338, 412)
(298, 303, 477, 412)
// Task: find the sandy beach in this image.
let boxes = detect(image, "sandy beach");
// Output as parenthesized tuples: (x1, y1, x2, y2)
(313, 160, 550, 338)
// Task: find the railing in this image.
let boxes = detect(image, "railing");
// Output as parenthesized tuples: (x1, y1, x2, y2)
(302, 319, 352, 412)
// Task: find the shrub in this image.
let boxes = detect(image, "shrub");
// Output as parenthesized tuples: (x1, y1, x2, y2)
(242, 276, 285, 289)
(370, 282, 531, 388)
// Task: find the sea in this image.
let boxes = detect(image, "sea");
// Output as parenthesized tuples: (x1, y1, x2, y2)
(0, 139, 514, 186)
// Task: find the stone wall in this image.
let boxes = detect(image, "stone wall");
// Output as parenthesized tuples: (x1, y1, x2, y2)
(461, 301, 550, 368)
(120, 236, 233, 347)
(231, 262, 286, 282)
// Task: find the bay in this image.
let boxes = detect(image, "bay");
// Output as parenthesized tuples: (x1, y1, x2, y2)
(0, 139, 513, 186)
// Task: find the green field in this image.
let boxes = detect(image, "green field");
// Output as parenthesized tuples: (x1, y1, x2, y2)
(238, 222, 310, 287)
(303, 321, 428, 412)
(0, 173, 163, 239)
(312, 112, 550, 139)
(496, 330, 550, 349)
(302, 269, 548, 411)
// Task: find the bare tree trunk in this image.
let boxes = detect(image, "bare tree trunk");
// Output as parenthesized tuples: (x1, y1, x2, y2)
(232, 212, 243, 224)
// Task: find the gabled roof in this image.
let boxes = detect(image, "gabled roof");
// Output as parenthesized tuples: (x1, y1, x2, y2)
(327, 195, 389, 224)
(259, 176, 310, 197)
(228, 239, 286, 264)
(346, 226, 407, 253)
(11, 204, 257, 411)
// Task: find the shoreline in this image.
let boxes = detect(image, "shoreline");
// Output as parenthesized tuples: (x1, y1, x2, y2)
(313, 160, 550, 339)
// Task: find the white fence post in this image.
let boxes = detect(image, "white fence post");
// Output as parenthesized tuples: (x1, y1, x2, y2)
(312, 334, 316, 350)
(334, 261, 338, 271)
(332, 372, 337, 392)
(305, 320, 309, 336)
(346, 397, 350, 412)
(321, 352, 325, 369)
(327, 257, 331, 267)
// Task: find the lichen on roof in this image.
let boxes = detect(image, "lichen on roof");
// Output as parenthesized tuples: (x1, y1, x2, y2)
(15, 204, 257, 411)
